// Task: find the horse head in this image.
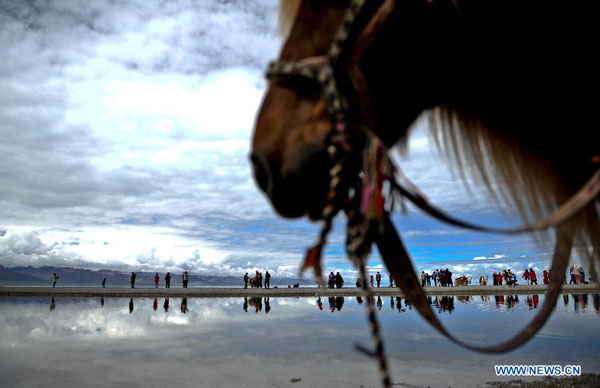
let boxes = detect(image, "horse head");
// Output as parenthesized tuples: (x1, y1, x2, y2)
(251, 1, 349, 219)
(251, 0, 436, 220)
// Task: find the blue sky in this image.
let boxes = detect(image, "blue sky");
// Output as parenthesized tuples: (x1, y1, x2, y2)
(0, 0, 584, 282)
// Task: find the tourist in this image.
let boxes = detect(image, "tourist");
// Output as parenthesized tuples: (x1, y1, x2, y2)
(154, 273, 160, 288)
(182, 271, 189, 288)
(447, 269, 453, 287)
(420, 271, 426, 287)
(492, 270, 498, 286)
(335, 272, 344, 289)
(522, 269, 530, 285)
(52, 273, 59, 288)
(328, 272, 335, 289)
(258, 272, 263, 288)
(356, 277, 362, 288)
(579, 267, 586, 284)
(376, 271, 381, 287)
(543, 269, 549, 285)
(569, 266, 576, 284)
(530, 269, 538, 285)
(244, 273, 249, 288)
(130, 272, 136, 288)
(389, 274, 394, 287)
(102, 277, 106, 288)
(370, 275, 375, 288)
(433, 269, 440, 287)
(165, 272, 171, 288)
(265, 271, 271, 289)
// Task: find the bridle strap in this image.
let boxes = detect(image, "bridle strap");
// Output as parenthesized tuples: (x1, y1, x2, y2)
(377, 213, 575, 352)
(390, 166, 600, 234)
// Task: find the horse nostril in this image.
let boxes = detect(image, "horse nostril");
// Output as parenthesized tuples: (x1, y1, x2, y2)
(250, 152, 273, 195)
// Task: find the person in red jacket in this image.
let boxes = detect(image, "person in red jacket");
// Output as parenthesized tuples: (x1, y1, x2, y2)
(542, 269, 549, 285)
(154, 273, 160, 288)
(529, 268, 538, 285)
(522, 269, 530, 285)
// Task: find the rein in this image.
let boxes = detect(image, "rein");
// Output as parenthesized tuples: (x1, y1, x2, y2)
(265, 0, 600, 386)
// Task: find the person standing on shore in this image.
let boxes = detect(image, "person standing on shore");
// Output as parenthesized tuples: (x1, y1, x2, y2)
(389, 274, 394, 287)
(154, 273, 160, 288)
(336, 272, 344, 289)
(265, 271, 271, 289)
(165, 272, 171, 288)
(530, 269, 538, 285)
(370, 275, 375, 288)
(522, 269, 530, 285)
(328, 272, 335, 289)
(102, 277, 106, 288)
(375, 272, 381, 287)
(182, 271, 189, 288)
(244, 273, 249, 288)
(52, 273, 59, 288)
(543, 269, 549, 285)
(130, 272, 136, 288)
(420, 271, 425, 287)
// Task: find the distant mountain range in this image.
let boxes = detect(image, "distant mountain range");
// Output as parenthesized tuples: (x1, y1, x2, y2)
(0, 265, 314, 287)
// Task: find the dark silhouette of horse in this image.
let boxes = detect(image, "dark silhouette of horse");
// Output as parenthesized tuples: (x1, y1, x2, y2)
(252, 0, 600, 272)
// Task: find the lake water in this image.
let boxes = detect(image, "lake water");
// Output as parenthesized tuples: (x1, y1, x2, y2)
(0, 294, 598, 388)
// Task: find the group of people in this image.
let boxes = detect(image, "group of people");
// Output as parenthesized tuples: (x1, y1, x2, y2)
(491, 268, 551, 286)
(328, 272, 344, 288)
(243, 271, 271, 288)
(418, 269, 453, 287)
(569, 265, 588, 284)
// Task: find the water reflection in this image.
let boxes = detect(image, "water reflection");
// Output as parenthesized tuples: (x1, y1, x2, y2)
(0, 294, 599, 388)
(180, 298, 188, 314)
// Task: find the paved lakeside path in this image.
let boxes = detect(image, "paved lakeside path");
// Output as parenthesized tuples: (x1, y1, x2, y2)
(0, 284, 598, 298)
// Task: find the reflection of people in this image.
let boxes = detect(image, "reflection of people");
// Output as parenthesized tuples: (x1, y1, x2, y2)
(335, 296, 344, 311)
(153, 298, 158, 311)
(317, 297, 323, 310)
(52, 273, 59, 288)
(180, 298, 188, 313)
(129, 298, 134, 314)
(376, 296, 382, 310)
(265, 297, 271, 314)
(243, 297, 248, 313)
(50, 297, 56, 311)
(102, 277, 106, 288)
(130, 272, 136, 288)
(165, 272, 171, 288)
(163, 298, 170, 313)
(100, 297, 104, 307)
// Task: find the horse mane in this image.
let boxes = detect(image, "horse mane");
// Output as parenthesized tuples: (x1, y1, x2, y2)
(427, 107, 600, 281)
(278, 0, 302, 37)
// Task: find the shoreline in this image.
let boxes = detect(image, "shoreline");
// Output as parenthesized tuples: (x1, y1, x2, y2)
(0, 284, 597, 298)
